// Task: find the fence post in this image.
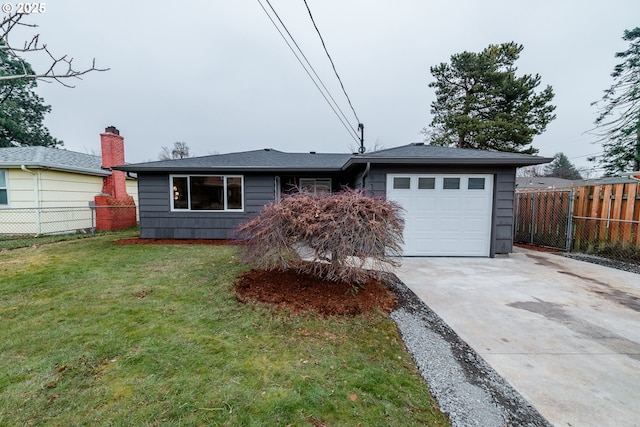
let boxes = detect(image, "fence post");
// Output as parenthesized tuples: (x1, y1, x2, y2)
(530, 192, 535, 244)
(565, 190, 575, 252)
(514, 192, 521, 239)
(88, 201, 96, 236)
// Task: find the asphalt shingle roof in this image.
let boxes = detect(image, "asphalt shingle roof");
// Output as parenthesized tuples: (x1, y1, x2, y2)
(348, 143, 552, 165)
(516, 177, 576, 189)
(116, 143, 551, 173)
(117, 149, 353, 172)
(0, 146, 109, 176)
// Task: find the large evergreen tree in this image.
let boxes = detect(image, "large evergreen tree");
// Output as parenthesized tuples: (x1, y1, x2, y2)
(425, 42, 556, 154)
(591, 27, 640, 175)
(544, 152, 582, 180)
(0, 42, 61, 148)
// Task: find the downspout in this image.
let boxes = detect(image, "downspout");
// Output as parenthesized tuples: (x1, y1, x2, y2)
(21, 165, 41, 235)
(361, 162, 371, 192)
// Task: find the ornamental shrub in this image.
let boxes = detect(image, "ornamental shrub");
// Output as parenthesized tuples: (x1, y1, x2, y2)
(237, 188, 404, 285)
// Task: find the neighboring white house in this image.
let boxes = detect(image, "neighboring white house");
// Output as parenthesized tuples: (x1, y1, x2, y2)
(0, 141, 138, 235)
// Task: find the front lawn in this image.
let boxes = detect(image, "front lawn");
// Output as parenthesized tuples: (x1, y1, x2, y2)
(0, 231, 448, 426)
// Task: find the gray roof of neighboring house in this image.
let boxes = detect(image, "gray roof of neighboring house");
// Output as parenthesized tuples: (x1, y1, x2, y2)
(0, 146, 110, 176)
(117, 143, 551, 173)
(579, 176, 640, 185)
(516, 177, 576, 189)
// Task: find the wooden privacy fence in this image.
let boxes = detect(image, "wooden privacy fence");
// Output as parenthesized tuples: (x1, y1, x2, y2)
(515, 182, 640, 254)
(572, 183, 640, 252)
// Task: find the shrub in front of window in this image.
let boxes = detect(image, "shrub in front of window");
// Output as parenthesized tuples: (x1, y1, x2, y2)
(238, 188, 405, 286)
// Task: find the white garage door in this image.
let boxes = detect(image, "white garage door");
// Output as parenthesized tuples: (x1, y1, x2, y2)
(387, 174, 493, 256)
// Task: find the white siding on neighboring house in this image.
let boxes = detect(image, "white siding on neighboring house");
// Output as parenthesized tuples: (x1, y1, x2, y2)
(0, 169, 139, 235)
(126, 179, 139, 221)
(4, 169, 37, 208)
(39, 170, 105, 207)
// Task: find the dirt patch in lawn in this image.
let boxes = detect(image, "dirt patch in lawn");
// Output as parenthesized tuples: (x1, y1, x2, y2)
(235, 268, 398, 317)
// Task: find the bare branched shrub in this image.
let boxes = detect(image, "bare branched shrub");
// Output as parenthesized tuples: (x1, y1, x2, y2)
(238, 188, 404, 286)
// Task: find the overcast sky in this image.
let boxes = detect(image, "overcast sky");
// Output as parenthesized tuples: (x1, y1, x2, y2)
(18, 0, 640, 174)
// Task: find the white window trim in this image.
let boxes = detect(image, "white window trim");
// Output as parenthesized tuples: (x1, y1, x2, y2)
(0, 170, 8, 206)
(170, 174, 244, 212)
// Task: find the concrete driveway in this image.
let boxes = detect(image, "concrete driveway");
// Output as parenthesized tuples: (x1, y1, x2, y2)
(396, 248, 640, 427)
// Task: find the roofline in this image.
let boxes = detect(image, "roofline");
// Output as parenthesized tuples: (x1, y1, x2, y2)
(343, 156, 553, 168)
(0, 162, 112, 177)
(114, 165, 345, 173)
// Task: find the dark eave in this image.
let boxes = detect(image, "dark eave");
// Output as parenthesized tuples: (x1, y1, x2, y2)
(115, 165, 345, 173)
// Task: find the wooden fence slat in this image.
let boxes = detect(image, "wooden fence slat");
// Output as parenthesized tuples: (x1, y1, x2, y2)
(622, 183, 637, 243)
(587, 186, 601, 242)
(609, 184, 625, 243)
(598, 185, 613, 242)
(575, 186, 588, 217)
(573, 186, 588, 249)
(631, 183, 640, 246)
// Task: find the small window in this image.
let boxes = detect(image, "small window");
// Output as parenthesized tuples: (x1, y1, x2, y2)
(418, 177, 435, 190)
(393, 177, 411, 190)
(468, 177, 485, 190)
(227, 177, 243, 209)
(0, 170, 7, 205)
(172, 176, 188, 209)
(443, 177, 460, 190)
(300, 178, 332, 194)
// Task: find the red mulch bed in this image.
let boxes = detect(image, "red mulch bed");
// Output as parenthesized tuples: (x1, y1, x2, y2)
(235, 268, 398, 317)
(114, 238, 239, 245)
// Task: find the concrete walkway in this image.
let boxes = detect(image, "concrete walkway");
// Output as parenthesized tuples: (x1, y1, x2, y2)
(395, 248, 640, 427)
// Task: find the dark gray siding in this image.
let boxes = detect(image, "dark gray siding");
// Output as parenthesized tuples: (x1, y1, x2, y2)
(362, 165, 517, 256)
(137, 173, 274, 239)
(493, 170, 516, 254)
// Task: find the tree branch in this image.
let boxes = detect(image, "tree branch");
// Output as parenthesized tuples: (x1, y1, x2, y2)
(0, 11, 109, 87)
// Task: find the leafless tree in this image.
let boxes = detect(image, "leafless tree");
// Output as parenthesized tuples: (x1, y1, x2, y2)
(516, 165, 545, 177)
(159, 142, 191, 160)
(0, 11, 108, 87)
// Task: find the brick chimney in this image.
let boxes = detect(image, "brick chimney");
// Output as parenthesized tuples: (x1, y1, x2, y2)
(100, 126, 127, 200)
(94, 126, 137, 231)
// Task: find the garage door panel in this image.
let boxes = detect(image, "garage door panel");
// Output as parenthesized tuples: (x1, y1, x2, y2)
(440, 218, 462, 232)
(387, 174, 493, 256)
(414, 198, 437, 211)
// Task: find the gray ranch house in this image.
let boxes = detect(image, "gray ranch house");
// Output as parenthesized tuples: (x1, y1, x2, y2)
(117, 143, 550, 257)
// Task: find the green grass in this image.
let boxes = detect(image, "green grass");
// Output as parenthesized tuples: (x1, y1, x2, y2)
(0, 231, 96, 250)
(0, 231, 449, 426)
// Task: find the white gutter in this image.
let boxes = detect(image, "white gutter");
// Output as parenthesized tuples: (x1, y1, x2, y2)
(21, 165, 41, 234)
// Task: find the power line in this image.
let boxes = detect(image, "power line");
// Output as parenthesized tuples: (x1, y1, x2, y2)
(569, 151, 604, 160)
(262, 0, 359, 139)
(255, 0, 360, 144)
(302, 0, 361, 125)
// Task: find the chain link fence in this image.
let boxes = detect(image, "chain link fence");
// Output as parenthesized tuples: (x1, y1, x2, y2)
(571, 216, 640, 264)
(0, 206, 97, 250)
(514, 190, 574, 250)
(514, 188, 640, 268)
